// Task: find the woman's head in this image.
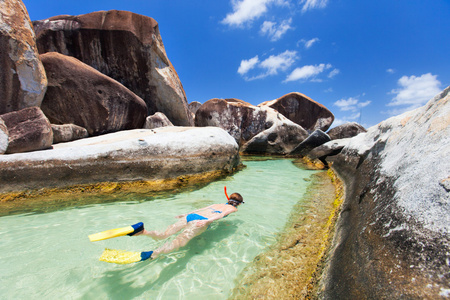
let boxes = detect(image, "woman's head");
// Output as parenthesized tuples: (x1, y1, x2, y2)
(228, 193, 244, 207)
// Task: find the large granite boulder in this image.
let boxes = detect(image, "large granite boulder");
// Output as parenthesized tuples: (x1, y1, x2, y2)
(320, 87, 450, 299)
(0, 0, 47, 114)
(188, 101, 202, 120)
(51, 124, 88, 144)
(327, 122, 366, 140)
(195, 98, 308, 154)
(1, 106, 53, 154)
(259, 92, 334, 132)
(290, 129, 331, 156)
(0, 118, 8, 154)
(307, 138, 350, 160)
(0, 127, 240, 193)
(40, 52, 147, 136)
(32, 10, 193, 126)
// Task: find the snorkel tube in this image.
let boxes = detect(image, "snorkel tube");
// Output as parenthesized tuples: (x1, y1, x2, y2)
(224, 186, 230, 201)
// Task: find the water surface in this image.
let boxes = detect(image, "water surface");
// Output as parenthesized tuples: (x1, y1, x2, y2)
(0, 159, 317, 299)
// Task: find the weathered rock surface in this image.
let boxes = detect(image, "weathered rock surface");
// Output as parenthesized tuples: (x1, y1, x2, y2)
(195, 98, 309, 154)
(144, 112, 173, 129)
(0, 127, 240, 193)
(0, 118, 8, 154)
(320, 87, 450, 299)
(289, 129, 330, 156)
(51, 124, 88, 144)
(327, 122, 366, 140)
(307, 138, 349, 160)
(40, 52, 147, 136)
(1, 106, 53, 154)
(259, 92, 334, 132)
(33, 10, 193, 126)
(0, 0, 47, 114)
(188, 101, 202, 120)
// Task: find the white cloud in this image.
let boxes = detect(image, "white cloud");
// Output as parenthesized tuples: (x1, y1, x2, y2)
(260, 18, 293, 41)
(284, 63, 331, 82)
(222, 0, 284, 26)
(303, 37, 319, 49)
(386, 68, 395, 74)
(328, 68, 340, 78)
(238, 50, 298, 80)
(237, 55, 260, 75)
(260, 50, 297, 74)
(334, 97, 371, 112)
(388, 73, 441, 110)
(301, 0, 328, 13)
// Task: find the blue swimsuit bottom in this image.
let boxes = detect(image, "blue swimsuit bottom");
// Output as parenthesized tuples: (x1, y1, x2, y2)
(186, 213, 208, 223)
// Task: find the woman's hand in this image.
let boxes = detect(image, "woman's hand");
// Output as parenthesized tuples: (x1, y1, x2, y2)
(175, 214, 186, 219)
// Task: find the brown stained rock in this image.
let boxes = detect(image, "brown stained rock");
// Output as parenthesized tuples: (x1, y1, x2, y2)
(327, 122, 367, 140)
(188, 101, 202, 121)
(195, 98, 308, 154)
(40, 52, 147, 136)
(144, 112, 173, 129)
(0, 0, 47, 114)
(32, 10, 193, 126)
(260, 92, 334, 132)
(1, 107, 53, 154)
(51, 124, 88, 144)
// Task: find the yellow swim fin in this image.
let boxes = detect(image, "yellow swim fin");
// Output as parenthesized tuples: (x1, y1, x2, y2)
(88, 222, 144, 242)
(99, 248, 153, 264)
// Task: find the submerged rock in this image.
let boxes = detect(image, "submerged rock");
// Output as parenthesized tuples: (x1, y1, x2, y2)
(320, 87, 450, 299)
(1, 106, 53, 154)
(259, 92, 334, 132)
(0, 0, 47, 114)
(40, 52, 147, 136)
(0, 127, 239, 193)
(195, 98, 308, 154)
(33, 10, 193, 126)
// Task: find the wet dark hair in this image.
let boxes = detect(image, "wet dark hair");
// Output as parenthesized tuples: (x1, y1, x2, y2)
(228, 193, 244, 207)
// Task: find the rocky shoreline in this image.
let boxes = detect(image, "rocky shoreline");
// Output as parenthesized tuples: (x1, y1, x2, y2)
(319, 87, 450, 299)
(0, 126, 240, 194)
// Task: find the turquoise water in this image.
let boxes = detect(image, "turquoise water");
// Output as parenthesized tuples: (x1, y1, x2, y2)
(0, 159, 316, 299)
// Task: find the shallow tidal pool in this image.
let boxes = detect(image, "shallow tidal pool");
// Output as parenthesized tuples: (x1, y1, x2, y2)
(0, 158, 318, 299)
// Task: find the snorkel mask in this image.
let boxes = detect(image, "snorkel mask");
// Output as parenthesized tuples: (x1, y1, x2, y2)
(224, 186, 244, 205)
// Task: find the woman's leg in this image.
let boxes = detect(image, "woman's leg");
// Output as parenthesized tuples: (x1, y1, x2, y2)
(152, 222, 208, 258)
(141, 219, 188, 240)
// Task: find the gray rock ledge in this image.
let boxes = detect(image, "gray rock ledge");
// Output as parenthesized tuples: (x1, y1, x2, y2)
(0, 127, 240, 193)
(320, 87, 450, 299)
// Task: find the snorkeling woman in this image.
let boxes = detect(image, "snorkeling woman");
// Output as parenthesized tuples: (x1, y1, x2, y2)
(135, 192, 244, 259)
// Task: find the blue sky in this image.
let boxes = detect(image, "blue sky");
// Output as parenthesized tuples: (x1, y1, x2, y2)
(23, 0, 449, 128)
